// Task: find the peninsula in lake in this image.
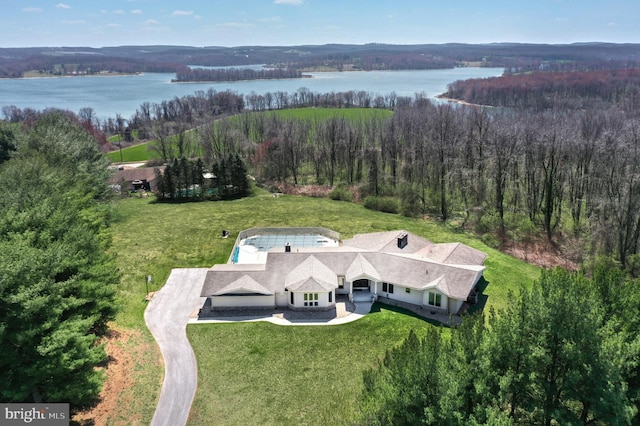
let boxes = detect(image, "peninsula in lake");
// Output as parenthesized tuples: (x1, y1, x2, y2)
(1, 43, 639, 79)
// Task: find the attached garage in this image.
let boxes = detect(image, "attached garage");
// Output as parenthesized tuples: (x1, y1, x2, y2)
(209, 274, 274, 309)
(210, 293, 275, 309)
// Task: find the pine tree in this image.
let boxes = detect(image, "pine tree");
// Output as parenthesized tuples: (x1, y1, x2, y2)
(0, 113, 118, 409)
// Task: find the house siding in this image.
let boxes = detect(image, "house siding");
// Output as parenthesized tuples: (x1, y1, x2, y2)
(448, 298, 464, 314)
(422, 290, 449, 313)
(336, 276, 349, 295)
(275, 292, 288, 307)
(211, 295, 275, 308)
(291, 291, 334, 309)
(388, 285, 424, 305)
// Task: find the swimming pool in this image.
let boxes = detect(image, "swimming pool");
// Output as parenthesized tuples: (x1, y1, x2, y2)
(230, 228, 340, 264)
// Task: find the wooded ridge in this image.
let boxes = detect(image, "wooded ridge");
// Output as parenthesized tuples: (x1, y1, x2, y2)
(2, 42, 639, 78)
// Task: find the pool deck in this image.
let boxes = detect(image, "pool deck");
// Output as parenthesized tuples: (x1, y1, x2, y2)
(234, 233, 339, 264)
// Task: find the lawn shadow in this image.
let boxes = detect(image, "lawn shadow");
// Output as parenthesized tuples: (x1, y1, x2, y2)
(370, 302, 452, 328)
(465, 277, 489, 315)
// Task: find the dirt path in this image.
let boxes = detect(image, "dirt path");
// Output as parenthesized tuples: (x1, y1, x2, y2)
(144, 268, 208, 426)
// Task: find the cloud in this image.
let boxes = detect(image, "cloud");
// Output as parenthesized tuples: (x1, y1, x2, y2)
(274, 0, 304, 4)
(22, 7, 44, 12)
(131, 9, 143, 14)
(172, 10, 193, 16)
(56, 3, 71, 9)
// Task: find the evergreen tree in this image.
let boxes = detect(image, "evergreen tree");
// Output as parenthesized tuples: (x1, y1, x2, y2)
(0, 124, 16, 164)
(0, 113, 118, 409)
(358, 265, 640, 424)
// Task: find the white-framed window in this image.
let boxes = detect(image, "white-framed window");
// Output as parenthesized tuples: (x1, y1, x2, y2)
(382, 282, 394, 293)
(304, 293, 319, 307)
(428, 291, 442, 307)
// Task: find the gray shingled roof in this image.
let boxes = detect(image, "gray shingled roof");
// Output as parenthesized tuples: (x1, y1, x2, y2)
(212, 275, 273, 296)
(345, 253, 382, 282)
(285, 256, 338, 292)
(342, 230, 432, 254)
(415, 242, 488, 265)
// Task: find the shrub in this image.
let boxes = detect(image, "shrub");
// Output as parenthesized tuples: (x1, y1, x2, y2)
(329, 186, 353, 202)
(480, 233, 501, 249)
(400, 186, 423, 217)
(363, 196, 400, 214)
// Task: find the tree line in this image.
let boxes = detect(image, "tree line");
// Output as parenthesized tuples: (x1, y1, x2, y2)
(358, 261, 640, 425)
(445, 67, 640, 109)
(0, 112, 118, 410)
(0, 54, 181, 78)
(173, 66, 304, 82)
(203, 100, 640, 273)
(155, 153, 249, 201)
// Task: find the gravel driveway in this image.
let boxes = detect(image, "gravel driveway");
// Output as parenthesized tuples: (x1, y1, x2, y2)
(144, 268, 208, 426)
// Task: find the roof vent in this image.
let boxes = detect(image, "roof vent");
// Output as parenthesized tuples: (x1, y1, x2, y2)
(397, 232, 408, 249)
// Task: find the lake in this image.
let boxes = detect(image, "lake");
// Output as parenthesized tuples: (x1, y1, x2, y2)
(0, 67, 503, 120)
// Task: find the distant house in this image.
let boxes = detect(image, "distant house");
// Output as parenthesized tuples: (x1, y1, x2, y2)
(201, 228, 487, 315)
(109, 166, 164, 192)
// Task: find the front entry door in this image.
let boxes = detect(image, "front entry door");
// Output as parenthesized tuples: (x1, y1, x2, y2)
(353, 278, 369, 291)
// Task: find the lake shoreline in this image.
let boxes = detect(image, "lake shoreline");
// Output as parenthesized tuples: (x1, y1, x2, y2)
(0, 67, 504, 120)
(4, 72, 143, 80)
(434, 94, 496, 108)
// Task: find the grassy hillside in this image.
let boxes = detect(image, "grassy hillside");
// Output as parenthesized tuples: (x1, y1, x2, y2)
(106, 142, 159, 163)
(257, 106, 393, 121)
(106, 188, 539, 424)
(105, 107, 392, 164)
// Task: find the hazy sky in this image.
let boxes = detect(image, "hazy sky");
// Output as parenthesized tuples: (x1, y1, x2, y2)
(2, 0, 638, 47)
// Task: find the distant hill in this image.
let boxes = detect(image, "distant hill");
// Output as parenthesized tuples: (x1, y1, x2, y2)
(1, 43, 639, 78)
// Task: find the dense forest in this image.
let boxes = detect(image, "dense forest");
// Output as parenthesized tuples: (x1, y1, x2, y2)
(109, 80, 640, 272)
(445, 67, 640, 109)
(0, 112, 118, 410)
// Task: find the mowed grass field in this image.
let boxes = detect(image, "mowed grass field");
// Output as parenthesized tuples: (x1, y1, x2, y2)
(106, 107, 393, 163)
(106, 142, 160, 163)
(108, 187, 539, 425)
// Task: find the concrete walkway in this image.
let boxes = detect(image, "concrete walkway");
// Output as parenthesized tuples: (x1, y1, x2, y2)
(144, 268, 208, 426)
(189, 301, 373, 326)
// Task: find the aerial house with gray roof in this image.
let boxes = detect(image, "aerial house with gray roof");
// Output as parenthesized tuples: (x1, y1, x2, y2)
(201, 228, 487, 315)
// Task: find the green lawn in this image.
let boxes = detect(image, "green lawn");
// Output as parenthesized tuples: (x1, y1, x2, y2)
(187, 305, 434, 426)
(109, 188, 539, 424)
(260, 107, 393, 121)
(106, 142, 160, 163)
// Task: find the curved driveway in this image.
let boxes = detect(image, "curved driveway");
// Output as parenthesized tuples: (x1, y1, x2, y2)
(145, 268, 208, 426)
